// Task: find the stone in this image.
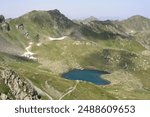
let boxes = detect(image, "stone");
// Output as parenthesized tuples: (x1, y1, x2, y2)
(0, 15, 5, 23)
(0, 93, 8, 100)
(1, 22, 10, 31)
(0, 69, 40, 100)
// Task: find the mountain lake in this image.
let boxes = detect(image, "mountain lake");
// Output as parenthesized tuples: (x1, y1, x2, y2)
(62, 69, 111, 85)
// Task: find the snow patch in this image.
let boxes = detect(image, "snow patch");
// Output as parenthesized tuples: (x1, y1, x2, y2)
(22, 42, 37, 60)
(37, 43, 42, 46)
(48, 36, 67, 41)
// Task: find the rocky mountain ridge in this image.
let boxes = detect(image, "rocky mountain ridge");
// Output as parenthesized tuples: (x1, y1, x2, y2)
(0, 67, 40, 100)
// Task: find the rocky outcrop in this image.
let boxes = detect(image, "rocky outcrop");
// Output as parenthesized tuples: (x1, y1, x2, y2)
(0, 22, 10, 31)
(0, 69, 41, 100)
(16, 24, 24, 30)
(0, 93, 8, 100)
(0, 15, 5, 23)
(0, 15, 10, 32)
(16, 24, 29, 38)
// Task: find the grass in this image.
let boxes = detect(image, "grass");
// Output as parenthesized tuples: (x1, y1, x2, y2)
(133, 68, 150, 89)
(4, 54, 74, 99)
(0, 35, 150, 100)
(63, 82, 117, 100)
(0, 80, 10, 94)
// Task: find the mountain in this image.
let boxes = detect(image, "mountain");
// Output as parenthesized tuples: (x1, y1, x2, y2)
(83, 16, 99, 23)
(73, 16, 98, 24)
(11, 9, 78, 38)
(0, 10, 150, 100)
(119, 15, 150, 49)
(80, 20, 131, 39)
(120, 15, 150, 31)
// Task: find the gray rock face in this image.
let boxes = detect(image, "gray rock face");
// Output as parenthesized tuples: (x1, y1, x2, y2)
(16, 24, 29, 38)
(0, 15, 5, 23)
(1, 22, 10, 31)
(0, 69, 40, 100)
(0, 15, 10, 32)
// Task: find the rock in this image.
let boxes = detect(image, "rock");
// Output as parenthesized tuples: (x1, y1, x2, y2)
(0, 15, 10, 31)
(1, 22, 10, 31)
(1, 68, 40, 100)
(0, 93, 8, 100)
(17, 24, 24, 30)
(0, 15, 5, 23)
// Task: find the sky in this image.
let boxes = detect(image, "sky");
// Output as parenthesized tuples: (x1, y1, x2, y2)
(0, 0, 149, 20)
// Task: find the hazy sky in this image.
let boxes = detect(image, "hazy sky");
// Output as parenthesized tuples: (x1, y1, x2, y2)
(0, 0, 149, 20)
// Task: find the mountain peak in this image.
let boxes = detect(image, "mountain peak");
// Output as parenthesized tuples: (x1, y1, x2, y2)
(83, 16, 98, 23)
(46, 9, 72, 22)
(47, 9, 62, 15)
(86, 16, 98, 21)
(121, 15, 150, 31)
(52, 9, 61, 13)
(128, 15, 149, 20)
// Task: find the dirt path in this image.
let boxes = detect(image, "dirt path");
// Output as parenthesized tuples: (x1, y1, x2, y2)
(59, 80, 79, 100)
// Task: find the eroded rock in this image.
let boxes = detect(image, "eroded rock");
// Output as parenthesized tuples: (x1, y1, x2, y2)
(0, 68, 40, 100)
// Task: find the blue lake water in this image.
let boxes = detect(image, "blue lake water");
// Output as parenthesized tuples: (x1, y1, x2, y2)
(62, 69, 111, 85)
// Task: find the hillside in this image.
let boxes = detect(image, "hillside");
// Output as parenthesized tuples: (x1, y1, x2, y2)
(119, 15, 150, 49)
(0, 10, 150, 100)
(120, 15, 150, 31)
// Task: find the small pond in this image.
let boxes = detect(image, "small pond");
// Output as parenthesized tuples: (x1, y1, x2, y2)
(62, 69, 111, 85)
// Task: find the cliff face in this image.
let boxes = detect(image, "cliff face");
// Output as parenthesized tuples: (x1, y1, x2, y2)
(0, 68, 40, 100)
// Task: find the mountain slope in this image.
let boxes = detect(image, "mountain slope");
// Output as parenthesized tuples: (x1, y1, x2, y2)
(0, 10, 150, 100)
(119, 15, 150, 49)
(80, 20, 131, 39)
(10, 10, 79, 40)
(120, 15, 150, 31)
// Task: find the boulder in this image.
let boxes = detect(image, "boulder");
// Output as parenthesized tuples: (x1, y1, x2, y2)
(0, 93, 8, 100)
(0, 15, 5, 23)
(1, 22, 10, 31)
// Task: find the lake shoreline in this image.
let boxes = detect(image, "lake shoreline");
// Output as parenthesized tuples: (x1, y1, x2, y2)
(61, 69, 111, 85)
